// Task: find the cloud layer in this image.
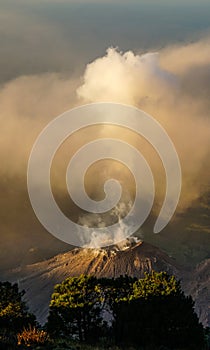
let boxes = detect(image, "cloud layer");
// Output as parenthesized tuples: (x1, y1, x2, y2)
(77, 43, 210, 210)
(0, 38, 210, 255)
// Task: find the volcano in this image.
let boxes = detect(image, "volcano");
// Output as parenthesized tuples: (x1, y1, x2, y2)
(8, 240, 209, 327)
(10, 240, 180, 324)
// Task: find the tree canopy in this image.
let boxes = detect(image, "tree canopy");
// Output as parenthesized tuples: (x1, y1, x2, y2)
(47, 275, 104, 342)
(0, 281, 36, 333)
(0, 281, 36, 349)
(47, 272, 205, 349)
(110, 272, 204, 349)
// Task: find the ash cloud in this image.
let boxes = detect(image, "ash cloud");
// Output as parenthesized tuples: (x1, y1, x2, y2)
(0, 38, 210, 257)
(77, 43, 210, 211)
(77, 48, 176, 104)
(77, 200, 139, 248)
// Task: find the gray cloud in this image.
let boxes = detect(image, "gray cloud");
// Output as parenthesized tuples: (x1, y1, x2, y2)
(1, 0, 210, 82)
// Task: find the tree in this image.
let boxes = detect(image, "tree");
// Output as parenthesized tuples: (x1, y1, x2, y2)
(47, 273, 205, 349)
(111, 272, 205, 349)
(132, 271, 179, 299)
(99, 275, 136, 343)
(0, 281, 36, 333)
(47, 275, 104, 342)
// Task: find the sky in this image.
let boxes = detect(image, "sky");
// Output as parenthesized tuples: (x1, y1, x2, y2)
(0, 0, 210, 272)
(1, 0, 210, 81)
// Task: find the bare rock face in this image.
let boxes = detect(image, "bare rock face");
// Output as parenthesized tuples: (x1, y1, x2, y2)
(183, 258, 210, 328)
(10, 241, 180, 325)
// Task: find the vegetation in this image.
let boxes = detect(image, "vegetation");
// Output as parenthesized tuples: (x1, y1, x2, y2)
(17, 326, 49, 347)
(0, 281, 36, 349)
(111, 273, 204, 349)
(0, 273, 208, 349)
(46, 272, 206, 349)
(47, 275, 104, 342)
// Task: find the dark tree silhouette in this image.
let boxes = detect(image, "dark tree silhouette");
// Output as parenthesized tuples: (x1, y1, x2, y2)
(47, 272, 205, 349)
(47, 275, 104, 342)
(0, 281, 36, 349)
(0, 281, 36, 333)
(111, 272, 205, 349)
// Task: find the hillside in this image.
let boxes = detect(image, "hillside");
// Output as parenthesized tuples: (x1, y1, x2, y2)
(183, 258, 210, 327)
(9, 241, 181, 324)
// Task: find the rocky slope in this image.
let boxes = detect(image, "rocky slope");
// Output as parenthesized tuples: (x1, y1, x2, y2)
(9, 240, 209, 327)
(10, 241, 180, 324)
(183, 258, 210, 327)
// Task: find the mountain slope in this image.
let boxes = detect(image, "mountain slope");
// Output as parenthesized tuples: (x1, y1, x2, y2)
(8, 241, 210, 327)
(10, 241, 181, 325)
(183, 258, 210, 327)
